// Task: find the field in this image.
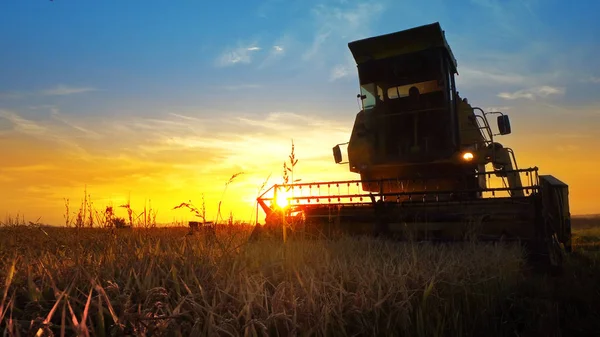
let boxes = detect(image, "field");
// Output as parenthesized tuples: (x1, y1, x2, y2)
(0, 217, 599, 337)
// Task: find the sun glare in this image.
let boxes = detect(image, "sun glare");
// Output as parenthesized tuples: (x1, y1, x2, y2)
(275, 188, 292, 208)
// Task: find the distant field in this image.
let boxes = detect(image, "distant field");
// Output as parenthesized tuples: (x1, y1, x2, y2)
(572, 214, 600, 229)
(0, 219, 599, 336)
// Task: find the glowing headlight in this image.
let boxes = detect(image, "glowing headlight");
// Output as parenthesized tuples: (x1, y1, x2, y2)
(462, 152, 474, 161)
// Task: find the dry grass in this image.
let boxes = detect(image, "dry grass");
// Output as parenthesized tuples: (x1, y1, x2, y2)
(0, 213, 598, 336)
(0, 224, 529, 336)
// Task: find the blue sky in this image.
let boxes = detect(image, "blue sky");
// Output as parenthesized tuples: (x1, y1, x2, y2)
(2, 0, 599, 110)
(1, 0, 600, 224)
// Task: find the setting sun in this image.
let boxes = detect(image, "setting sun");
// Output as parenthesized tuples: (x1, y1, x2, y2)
(274, 187, 292, 209)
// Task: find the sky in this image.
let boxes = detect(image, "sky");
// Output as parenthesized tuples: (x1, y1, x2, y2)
(1, 0, 599, 226)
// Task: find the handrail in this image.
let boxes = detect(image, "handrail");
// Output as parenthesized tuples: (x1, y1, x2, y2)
(472, 107, 495, 145)
(269, 185, 539, 199)
(259, 167, 538, 192)
(506, 148, 519, 171)
(473, 115, 493, 144)
(257, 167, 540, 211)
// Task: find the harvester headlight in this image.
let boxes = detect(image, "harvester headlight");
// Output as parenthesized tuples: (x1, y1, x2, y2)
(462, 152, 474, 161)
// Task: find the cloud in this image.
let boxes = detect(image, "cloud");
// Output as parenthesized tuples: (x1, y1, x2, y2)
(457, 67, 527, 87)
(2, 86, 97, 101)
(329, 50, 358, 82)
(50, 108, 102, 138)
(485, 106, 512, 112)
(468, 0, 542, 39)
(218, 2, 385, 73)
(0, 91, 25, 100)
(1, 86, 97, 100)
(154, 111, 353, 181)
(257, 35, 293, 69)
(0, 108, 98, 157)
(0, 108, 355, 214)
(168, 113, 204, 122)
(219, 84, 263, 91)
(330, 64, 350, 81)
(215, 44, 262, 67)
(41, 85, 97, 96)
(556, 144, 580, 153)
(581, 76, 600, 84)
(498, 86, 565, 100)
(0, 109, 48, 135)
(555, 133, 592, 140)
(302, 1, 385, 63)
(2, 164, 57, 172)
(302, 31, 331, 62)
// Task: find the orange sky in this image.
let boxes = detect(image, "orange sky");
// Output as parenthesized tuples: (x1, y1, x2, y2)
(0, 110, 359, 225)
(1, 103, 599, 226)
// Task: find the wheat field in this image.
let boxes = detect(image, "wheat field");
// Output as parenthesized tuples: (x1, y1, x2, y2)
(1, 217, 599, 337)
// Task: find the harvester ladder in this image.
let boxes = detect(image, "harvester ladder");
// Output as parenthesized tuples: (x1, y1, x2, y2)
(471, 107, 495, 147)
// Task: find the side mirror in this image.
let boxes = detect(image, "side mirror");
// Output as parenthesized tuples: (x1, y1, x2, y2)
(497, 115, 511, 135)
(333, 145, 343, 164)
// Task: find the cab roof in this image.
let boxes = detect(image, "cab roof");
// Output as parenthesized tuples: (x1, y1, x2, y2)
(348, 22, 458, 74)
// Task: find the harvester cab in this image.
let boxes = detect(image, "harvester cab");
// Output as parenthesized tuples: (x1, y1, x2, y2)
(255, 22, 572, 271)
(333, 22, 522, 200)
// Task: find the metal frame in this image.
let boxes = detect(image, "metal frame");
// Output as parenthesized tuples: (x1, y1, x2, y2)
(257, 167, 540, 215)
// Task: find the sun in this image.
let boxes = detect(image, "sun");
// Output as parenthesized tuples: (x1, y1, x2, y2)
(275, 188, 292, 208)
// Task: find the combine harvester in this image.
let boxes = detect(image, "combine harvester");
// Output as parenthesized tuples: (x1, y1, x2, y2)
(254, 22, 572, 269)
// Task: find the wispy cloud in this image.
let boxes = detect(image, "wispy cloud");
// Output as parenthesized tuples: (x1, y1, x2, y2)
(330, 64, 350, 81)
(581, 76, 600, 84)
(498, 86, 565, 100)
(257, 34, 293, 69)
(302, 31, 331, 62)
(168, 112, 204, 122)
(218, 1, 385, 74)
(219, 84, 263, 91)
(50, 108, 102, 138)
(0, 108, 96, 157)
(556, 144, 580, 153)
(0, 91, 25, 100)
(216, 43, 262, 67)
(0, 109, 48, 135)
(1, 107, 354, 220)
(1, 164, 57, 172)
(485, 106, 512, 112)
(457, 67, 527, 87)
(41, 84, 97, 96)
(468, 0, 542, 39)
(555, 133, 592, 140)
(156, 111, 352, 180)
(302, 1, 385, 63)
(329, 51, 358, 82)
(2, 85, 97, 99)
